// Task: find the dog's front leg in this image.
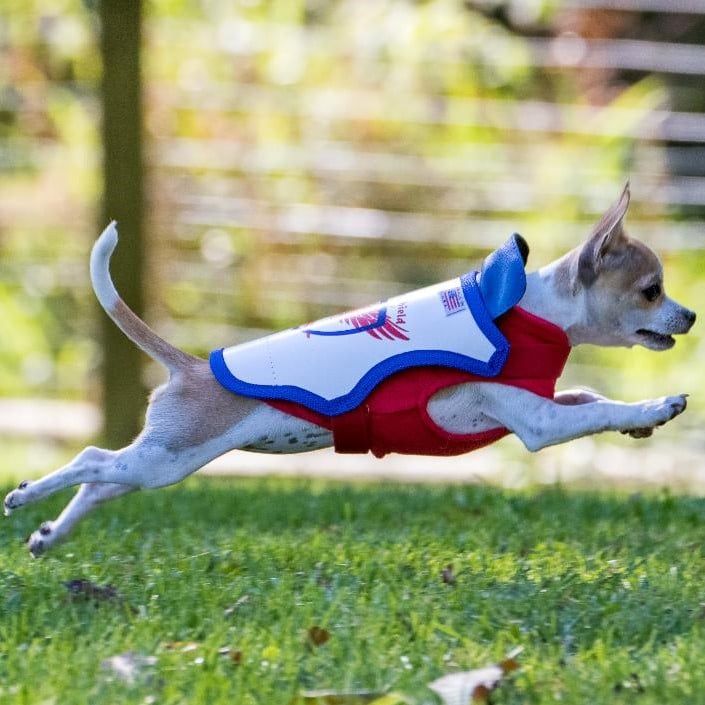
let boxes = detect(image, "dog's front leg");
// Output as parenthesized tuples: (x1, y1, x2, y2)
(554, 388, 654, 438)
(481, 383, 687, 451)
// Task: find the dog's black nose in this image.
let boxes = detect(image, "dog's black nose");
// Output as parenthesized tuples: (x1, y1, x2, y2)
(686, 309, 697, 325)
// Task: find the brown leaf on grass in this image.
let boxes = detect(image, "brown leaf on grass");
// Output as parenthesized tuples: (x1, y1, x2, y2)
(428, 648, 522, 704)
(429, 666, 503, 704)
(498, 655, 521, 673)
(101, 652, 157, 684)
(224, 594, 250, 616)
(307, 625, 331, 647)
(163, 641, 201, 652)
(64, 579, 119, 603)
(441, 564, 456, 585)
(217, 647, 243, 664)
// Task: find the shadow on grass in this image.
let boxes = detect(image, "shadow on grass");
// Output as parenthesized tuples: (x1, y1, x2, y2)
(4, 475, 704, 555)
(140, 478, 704, 534)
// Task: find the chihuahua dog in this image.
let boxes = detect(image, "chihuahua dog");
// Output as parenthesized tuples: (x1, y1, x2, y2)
(5, 185, 696, 555)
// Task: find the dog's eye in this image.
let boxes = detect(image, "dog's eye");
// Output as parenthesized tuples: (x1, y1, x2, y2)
(642, 284, 661, 302)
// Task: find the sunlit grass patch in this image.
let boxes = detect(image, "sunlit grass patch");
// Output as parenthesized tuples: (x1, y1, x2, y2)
(1, 478, 704, 704)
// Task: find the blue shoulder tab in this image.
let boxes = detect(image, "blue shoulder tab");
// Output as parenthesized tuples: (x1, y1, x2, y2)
(479, 233, 528, 319)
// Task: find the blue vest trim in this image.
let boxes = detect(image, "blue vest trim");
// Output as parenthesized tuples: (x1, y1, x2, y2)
(209, 272, 510, 417)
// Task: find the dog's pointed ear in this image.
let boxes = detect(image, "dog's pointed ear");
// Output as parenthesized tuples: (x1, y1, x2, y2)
(578, 182, 630, 286)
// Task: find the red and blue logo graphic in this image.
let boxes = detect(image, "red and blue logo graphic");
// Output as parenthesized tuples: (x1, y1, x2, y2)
(304, 303, 409, 341)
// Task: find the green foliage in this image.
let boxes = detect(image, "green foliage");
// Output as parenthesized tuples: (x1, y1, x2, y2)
(2, 477, 705, 703)
(0, 0, 702, 424)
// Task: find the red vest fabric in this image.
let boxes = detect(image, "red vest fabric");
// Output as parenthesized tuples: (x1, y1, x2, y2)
(267, 306, 571, 458)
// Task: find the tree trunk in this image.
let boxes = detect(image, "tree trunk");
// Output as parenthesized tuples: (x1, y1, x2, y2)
(99, 0, 146, 447)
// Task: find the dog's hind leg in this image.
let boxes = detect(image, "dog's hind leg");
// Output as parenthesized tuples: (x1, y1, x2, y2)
(4, 445, 128, 515)
(4, 442, 198, 515)
(3, 394, 281, 515)
(3, 438, 199, 514)
(26, 482, 135, 556)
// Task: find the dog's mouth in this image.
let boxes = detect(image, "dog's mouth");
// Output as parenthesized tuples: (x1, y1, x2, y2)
(636, 329, 676, 350)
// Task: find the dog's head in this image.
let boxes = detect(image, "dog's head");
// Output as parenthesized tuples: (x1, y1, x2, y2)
(573, 184, 696, 349)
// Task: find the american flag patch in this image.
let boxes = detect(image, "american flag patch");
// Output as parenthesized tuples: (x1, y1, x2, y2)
(439, 286, 466, 316)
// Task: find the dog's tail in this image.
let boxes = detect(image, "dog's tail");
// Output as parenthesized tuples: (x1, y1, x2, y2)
(90, 222, 198, 372)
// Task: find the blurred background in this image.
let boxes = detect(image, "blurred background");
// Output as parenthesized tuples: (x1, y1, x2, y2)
(1, 0, 704, 488)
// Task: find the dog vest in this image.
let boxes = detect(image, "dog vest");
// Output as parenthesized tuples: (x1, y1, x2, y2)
(210, 235, 572, 456)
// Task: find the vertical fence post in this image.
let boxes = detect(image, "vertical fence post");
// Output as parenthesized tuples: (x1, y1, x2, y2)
(99, 0, 146, 447)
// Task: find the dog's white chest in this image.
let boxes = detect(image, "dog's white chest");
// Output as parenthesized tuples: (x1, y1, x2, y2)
(210, 273, 509, 416)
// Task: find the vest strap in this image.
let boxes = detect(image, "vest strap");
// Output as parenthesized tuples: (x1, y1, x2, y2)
(332, 404, 371, 454)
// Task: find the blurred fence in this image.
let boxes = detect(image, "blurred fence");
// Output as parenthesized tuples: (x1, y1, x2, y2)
(1, 0, 704, 455)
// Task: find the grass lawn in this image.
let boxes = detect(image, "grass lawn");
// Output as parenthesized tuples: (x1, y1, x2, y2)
(1, 477, 705, 704)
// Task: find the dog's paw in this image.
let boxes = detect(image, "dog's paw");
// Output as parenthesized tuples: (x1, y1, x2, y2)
(630, 394, 688, 433)
(654, 393, 688, 423)
(26, 522, 54, 557)
(4, 480, 31, 516)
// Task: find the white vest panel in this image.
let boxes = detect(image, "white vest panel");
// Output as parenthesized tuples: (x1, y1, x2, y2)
(210, 272, 509, 416)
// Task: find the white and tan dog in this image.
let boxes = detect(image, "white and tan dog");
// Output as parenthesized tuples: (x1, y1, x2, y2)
(5, 185, 696, 555)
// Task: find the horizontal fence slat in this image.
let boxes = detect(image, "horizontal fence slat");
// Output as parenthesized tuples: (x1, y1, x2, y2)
(152, 83, 705, 144)
(162, 195, 705, 251)
(562, 0, 705, 13)
(151, 17, 705, 75)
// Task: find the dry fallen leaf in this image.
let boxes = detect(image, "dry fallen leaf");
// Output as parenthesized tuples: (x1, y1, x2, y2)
(308, 626, 331, 647)
(429, 666, 503, 704)
(64, 579, 119, 603)
(101, 652, 157, 684)
(163, 641, 200, 652)
(295, 651, 520, 705)
(498, 655, 521, 674)
(218, 646, 243, 664)
(441, 564, 456, 586)
(224, 594, 250, 616)
(428, 648, 522, 704)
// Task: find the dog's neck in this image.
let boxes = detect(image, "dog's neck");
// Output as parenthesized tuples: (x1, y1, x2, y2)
(519, 252, 592, 346)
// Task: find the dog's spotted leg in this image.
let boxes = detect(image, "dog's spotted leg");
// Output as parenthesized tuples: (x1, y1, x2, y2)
(4, 440, 189, 512)
(26, 482, 135, 556)
(4, 442, 189, 514)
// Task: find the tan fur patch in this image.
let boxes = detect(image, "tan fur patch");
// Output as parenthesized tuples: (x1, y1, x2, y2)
(603, 237, 662, 287)
(113, 300, 200, 371)
(144, 358, 261, 450)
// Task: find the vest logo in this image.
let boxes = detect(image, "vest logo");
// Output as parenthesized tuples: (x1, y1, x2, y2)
(345, 304, 409, 341)
(439, 286, 466, 316)
(303, 303, 409, 341)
